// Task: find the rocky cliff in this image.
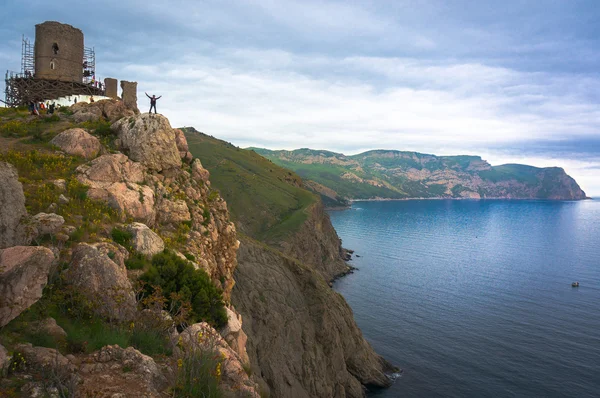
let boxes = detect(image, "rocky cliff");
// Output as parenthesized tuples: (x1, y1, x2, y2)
(252, 148, 588, 201)
(184, 129, 397, 396)
(232, 239, 395, 398)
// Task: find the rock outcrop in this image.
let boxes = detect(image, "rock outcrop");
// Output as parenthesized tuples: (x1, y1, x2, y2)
(232, 239, 395, 398)
(0, 162, 29, 249)
(220, 307, 250, 365)
(66, 243, 136, 321)
(0, 246, 54, 327)
(70, 99, 136, 123)
(281, 202, 351, 282)
(126, 222, 164, 257)
(76, 154, 155, 224)
(78, 345, 168, 397)
(112, 114, 180, 171)
(50, 128, 102, 159)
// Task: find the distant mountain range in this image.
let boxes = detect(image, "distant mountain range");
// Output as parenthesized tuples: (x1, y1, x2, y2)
(250, 148, 588, 206)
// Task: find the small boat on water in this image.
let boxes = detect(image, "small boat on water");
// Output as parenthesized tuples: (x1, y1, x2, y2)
(572, 282, 580, 287)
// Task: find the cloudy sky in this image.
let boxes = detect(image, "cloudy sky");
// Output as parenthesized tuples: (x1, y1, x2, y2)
(1, 0, 599, 195)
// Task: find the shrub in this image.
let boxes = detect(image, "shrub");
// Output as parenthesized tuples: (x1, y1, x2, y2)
(125, 252, 149, 270)
(111, 227, 133, 248)
(141, 251, 228, 328)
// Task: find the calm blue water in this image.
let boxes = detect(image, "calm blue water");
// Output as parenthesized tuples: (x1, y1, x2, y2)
(329, 200, 600, 398)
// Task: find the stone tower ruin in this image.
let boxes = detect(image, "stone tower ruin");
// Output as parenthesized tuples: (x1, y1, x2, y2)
(4, 21, 136, 108)
(34, 22, 84, 83)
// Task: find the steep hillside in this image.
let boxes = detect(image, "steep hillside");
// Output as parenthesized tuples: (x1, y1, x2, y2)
(183, 128, 351, 281)
(252, 148, 587, 201)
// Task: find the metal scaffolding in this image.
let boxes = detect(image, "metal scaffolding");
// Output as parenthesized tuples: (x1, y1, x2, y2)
(83, 47, 95, 84)
(21, 35, 35, 77)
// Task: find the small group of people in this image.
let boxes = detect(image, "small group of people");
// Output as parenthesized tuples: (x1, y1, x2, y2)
(29, 100, 56, 116)
(89, 78, 104, 91)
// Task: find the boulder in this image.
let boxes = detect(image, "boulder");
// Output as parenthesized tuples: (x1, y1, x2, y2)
(66, 243, 136, 321)
(220, 307, 250, 365)
(111, 114, 181, 171)
(120, 80, 140, 114)
(58, 194, 70, 204)
(101, 99, 135, 123)
(76, 154, 155, 224)
(191, 158, 210, 184)
(33, 317, 67, 339)
(178, 323, 260, 398)
(52, 179, 66, 191)
(0, 246, 54, 327)
(78, 345, 167, 397)
(14, 343, 75, 374)
(31, 213, 65, 236)
(126, 222, 164, 257)
(0, 162, 29, 249)
(50, 128, 102, 159)
(157, 199, 191, 224)
(90, 241, 129, 268)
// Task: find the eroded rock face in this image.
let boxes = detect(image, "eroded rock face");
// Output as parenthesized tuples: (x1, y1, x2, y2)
(70, 99, 136, 123)
(282, 202, 351, 282)
(220, 307, 250, 365)
(66, 243, 136, 321)
(76, 154, 155, 224)
(157, 199, 191, 224)
(0, 162, 29, 249)
(112, 114, 181, 171)
(178, 323, 260, 398)
(50, 128, 102, 159)
(0, 246, 54, 327)
(126, 222, 164, 257)
(31, 213, 65, 236)
(232, 240, 396, 398)
(174, 128, 193, 163)
(191, 158, 210, 184)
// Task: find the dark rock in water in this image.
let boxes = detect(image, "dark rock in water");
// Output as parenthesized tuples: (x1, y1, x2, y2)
(356, 254, 361, 257)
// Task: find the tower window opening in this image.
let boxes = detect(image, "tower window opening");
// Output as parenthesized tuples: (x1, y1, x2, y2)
(52, 43, 59, 55)
(50, 60, 56, 70)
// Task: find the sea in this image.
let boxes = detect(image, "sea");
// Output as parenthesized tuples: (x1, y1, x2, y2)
(329, 199, 600, 398)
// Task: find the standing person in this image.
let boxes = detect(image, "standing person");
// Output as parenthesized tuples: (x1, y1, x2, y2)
(145, 92, 161, 114)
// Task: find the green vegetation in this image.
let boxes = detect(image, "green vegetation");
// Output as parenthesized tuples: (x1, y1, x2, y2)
(174, 349, 222, 398)
(141, 251, 228, 328)
(111, 227, 133, 248)
(183, 128, 317, 241)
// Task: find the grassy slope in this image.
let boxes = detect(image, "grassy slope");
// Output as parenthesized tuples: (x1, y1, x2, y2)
(183, 128, 317, 242)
